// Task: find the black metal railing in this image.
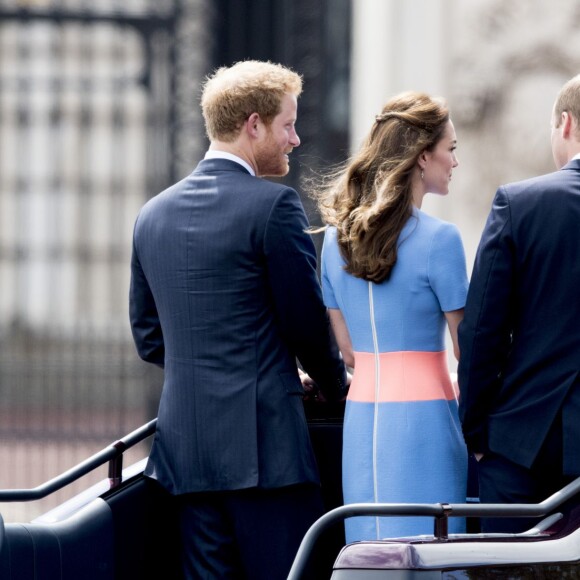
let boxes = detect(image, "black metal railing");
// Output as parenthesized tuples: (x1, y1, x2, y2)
(287, 477, 580, 580)
(2, 417, 579, 580)
(0, 418, 157, 503)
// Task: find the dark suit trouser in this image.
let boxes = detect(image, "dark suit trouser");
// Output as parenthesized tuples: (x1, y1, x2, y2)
(177, 483, 324, 580)
(478, 414, 576, 533)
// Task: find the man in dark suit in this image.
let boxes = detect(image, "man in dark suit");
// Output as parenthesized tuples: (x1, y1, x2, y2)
(458, 74, 580, 533)
(129, 60, 347, 578)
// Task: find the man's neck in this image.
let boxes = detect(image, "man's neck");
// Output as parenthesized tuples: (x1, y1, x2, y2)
(209, 140, 257, 174)
(206, 143, 256, 176)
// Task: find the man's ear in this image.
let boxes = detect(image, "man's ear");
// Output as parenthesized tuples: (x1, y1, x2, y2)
(246, 112, 261, 138)
(561, 111, 572, 138)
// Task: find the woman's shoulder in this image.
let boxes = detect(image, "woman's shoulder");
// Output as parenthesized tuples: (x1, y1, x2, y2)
(405, 211, 463, 257)
(321, 226, 349, 270)
(321, 225, 340, 248)
(414, 209, 461, 238)
(415, 208, 452, 228)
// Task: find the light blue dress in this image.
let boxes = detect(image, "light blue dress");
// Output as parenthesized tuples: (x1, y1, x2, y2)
(322, 209, 469, 542)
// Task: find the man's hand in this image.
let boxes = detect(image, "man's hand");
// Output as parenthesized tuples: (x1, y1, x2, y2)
(298, 369, 326, 401)
(298, 368, 315, 391)
(298, 368, 352, 402)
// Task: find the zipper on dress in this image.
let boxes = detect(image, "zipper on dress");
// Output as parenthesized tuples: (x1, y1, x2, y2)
(368, 281, 381, 539)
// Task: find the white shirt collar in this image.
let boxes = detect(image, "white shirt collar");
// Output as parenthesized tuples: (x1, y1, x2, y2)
(204, 150, 255, 176)
(571, 152, 580, 161)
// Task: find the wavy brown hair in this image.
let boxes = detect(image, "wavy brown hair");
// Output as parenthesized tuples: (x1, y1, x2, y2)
(313, 92, 449, 283)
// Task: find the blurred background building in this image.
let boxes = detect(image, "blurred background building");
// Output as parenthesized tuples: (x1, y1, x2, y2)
(0, 0, 579, 521)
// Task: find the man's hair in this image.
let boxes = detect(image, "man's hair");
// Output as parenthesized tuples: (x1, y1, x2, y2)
(201, 60, 302, 143)
(554, 73, 580, 138)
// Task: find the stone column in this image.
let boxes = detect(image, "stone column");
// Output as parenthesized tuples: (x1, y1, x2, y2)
(350, 0, 448, 151)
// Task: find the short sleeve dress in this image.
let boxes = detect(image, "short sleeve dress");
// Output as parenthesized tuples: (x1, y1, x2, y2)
(321, 208, 469, 542)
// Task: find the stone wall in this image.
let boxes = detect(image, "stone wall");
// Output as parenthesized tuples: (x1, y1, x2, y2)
(445, 0, 580, 266)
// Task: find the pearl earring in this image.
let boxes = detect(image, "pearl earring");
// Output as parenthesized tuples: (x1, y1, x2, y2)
(420, 170, 424, 180)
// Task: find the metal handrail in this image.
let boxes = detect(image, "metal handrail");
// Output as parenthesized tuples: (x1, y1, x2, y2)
(3, 418, 580, 577)
(287, 476, 580, 580)
(0, 418, 157, 502)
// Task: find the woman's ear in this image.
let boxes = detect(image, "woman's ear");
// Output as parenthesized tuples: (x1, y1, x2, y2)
(417, 150, 429, 171)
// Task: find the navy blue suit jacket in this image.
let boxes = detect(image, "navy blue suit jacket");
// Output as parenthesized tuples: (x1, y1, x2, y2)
(458, 159, 580, 474)
(129, 159, 346, 494)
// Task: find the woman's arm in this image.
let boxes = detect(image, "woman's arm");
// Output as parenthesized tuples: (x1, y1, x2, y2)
(444, 308, 464, 361)
(328, 308, 355, 368)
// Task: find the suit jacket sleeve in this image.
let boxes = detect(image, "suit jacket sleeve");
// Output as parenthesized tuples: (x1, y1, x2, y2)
(129, 224, 165, 368)
(458, 186, 515, 452)
(264, 188, 347, 401)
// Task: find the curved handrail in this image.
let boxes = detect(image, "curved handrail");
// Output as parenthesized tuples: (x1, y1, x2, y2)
(3, 418, 580, 578)
(0, 418, 157, 502)
(287, 476, 580, 580)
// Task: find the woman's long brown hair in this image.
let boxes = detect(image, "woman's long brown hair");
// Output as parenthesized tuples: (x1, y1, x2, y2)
(312, 92, 449, 283)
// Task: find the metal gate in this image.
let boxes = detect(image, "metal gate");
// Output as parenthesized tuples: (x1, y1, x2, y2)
(0, 0, 211, 522)
(0, 0, 350, 523)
